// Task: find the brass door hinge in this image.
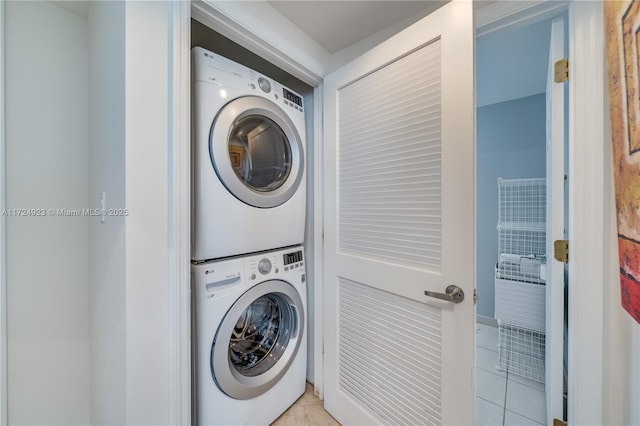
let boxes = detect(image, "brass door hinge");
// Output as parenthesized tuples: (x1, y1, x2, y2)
(554, 58, 569, 83)
(554, 239, 569, 263)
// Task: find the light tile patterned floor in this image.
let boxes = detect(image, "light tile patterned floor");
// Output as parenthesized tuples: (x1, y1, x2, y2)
(274, 324, 545, 425)
(475, 323, 547, 426)
(271, 382, 340, 426)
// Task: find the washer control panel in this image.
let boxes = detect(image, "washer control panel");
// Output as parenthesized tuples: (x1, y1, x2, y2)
(193, 245, 306, 302)
(245, 246, 305, 281)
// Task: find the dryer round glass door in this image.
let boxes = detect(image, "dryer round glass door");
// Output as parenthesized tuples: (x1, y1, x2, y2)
(210, 96, 304, 208)
(211, 280, 305, 400)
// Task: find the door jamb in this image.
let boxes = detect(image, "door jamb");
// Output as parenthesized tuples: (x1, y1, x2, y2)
(168, 1, 192, 425)
(311, 85, 324, 399)
(567, 2, 605, 424)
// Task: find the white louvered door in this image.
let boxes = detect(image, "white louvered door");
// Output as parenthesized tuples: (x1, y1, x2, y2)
(323, 1, 475, 425)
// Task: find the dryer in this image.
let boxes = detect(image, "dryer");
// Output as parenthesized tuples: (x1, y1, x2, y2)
(192, 47, 306, 261)
(192, 245, 307, 425)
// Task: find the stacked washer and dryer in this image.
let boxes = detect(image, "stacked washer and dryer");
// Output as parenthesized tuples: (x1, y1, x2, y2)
(191, 46, 308, 425)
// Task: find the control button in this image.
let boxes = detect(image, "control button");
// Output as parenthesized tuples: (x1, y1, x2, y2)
(249, 83, 256, 90)
(284, 266, 289, 271)
(275, 268, 279, 273)
(250, 273, 256, 280)
(258, 77, 271, 93)
(258, 259, 272, 274)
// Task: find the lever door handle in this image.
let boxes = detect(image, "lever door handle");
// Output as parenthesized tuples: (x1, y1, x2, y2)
(424, 285, 465, 304)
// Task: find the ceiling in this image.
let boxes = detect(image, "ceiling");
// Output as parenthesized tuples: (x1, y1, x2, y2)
(54, 0, 547, 106)
(269, 1, 447, 54)
(51, 0, 90, 17)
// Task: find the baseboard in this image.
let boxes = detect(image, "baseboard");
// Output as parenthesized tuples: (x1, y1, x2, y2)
(476, 314, 498, 327)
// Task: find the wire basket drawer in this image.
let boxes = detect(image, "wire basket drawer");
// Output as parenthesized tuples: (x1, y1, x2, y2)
(495, 277, 546, 332)
(497, 321, 545, 383)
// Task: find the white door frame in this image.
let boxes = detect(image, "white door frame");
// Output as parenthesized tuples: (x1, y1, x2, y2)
(168, 1, 192, 424)
(0, 0, 607, 424)
(566, 2, 606, 423)
(477, 1, 605, 424)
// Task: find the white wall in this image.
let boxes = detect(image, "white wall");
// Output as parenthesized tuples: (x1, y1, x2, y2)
(89, 2, 183, 423)
(88, 1, 126, 424)
(90, 2, 178, 423)
(476, 94, 547, 318)
(5, 1, 89, 424)
(328, 3, 441, 72)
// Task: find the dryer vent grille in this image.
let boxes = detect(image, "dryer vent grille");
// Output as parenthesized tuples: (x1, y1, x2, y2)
(337, 278, 442, 425)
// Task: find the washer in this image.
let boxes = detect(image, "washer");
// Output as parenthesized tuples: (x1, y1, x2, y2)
(192, 47, 306, 261)
(192, 245, 307, 425)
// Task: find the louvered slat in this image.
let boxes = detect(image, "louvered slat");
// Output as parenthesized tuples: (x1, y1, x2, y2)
(338, 278, 442, 425)
(337, 40, 442, 271)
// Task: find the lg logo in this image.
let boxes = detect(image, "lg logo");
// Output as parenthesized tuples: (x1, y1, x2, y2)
(205, 269, 214, 275)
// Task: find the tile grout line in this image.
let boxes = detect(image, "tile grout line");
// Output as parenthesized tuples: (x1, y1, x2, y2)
(503, 376, 547, 425)
(508, 376, 545, 392)
(477, 364, 507, 378)
(502, 371, 509, 426)
(503, 408, 545, 426)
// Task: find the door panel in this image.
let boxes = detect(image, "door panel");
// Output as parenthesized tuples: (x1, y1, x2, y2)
(338, 40, 443, 272)
(545, 17, 566, 425)
(323, 1, 475, 424)
(338, 278, 443, 425)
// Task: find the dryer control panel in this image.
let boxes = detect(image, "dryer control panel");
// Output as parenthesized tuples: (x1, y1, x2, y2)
(192, 46, 305, 116)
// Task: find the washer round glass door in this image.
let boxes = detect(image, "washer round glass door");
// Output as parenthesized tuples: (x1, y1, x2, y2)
(210, 96, 304, 208)
(211, 280, 304, 399)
